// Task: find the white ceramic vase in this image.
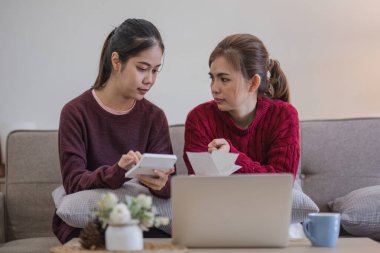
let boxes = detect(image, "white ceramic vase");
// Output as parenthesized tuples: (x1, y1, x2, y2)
(105, 219, 143, 251)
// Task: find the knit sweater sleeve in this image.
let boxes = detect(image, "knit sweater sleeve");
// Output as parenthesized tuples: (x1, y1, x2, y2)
(230, 104, 300, 178)
(183, 107, 212, 175)
(59, 103, 127, 194)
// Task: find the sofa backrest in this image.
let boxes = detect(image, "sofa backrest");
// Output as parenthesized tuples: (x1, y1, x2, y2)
(300, 118, 380, 211)
(169, 124, 187, 175)
(5, 130, 62, 241)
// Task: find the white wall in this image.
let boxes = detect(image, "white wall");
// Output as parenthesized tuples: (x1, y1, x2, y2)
(1, 0, 380, 160)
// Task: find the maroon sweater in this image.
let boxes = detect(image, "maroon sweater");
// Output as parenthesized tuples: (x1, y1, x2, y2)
(53, 89, 173, 243)
(184, 97, 300, 178)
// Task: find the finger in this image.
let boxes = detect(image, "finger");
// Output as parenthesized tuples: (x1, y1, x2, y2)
(219, 145, 229, 152)
(119, 153, 136, 169)
(130, 151, 140, 163)
(135, 151, 142, 160)
(153, 169, 168, 178)
(138, 179, 159, 190)
(208, 139, 224, 149)
(208, 139, 218, 148)
(165, 167, 175, 175)
(213, 138, 227, 146)
(138, 174, 160, 185)
(124, 151, 135, 163)
(145, 171, 168, 185)
(126, 150, 135, 156)
(138, 175, 163, 190)
(208, 147, 217, 153)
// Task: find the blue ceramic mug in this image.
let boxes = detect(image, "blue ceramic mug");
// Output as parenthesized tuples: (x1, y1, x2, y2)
(303, 213, 341, 247)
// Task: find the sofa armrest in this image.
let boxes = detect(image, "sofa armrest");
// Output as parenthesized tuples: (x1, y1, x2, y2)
(0, 191, 5, 243)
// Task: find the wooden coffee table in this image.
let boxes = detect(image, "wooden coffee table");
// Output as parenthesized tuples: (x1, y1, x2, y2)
(188, 238, 380, 253)
(54, 237, 379, 253)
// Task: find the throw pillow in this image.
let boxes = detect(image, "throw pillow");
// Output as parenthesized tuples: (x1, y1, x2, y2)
(52, 180, 172, 234)
(328, 185, 380, 240)
(291, 181, 319, 224)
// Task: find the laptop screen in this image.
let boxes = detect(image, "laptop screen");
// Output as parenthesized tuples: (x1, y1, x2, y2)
(171, 174, 293, 248)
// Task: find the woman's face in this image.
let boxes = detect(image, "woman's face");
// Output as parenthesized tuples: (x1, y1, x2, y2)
(209, 56, 256, 113)
(114, 44, 163, 100)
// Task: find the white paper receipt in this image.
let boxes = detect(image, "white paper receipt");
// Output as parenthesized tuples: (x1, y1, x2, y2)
(125, 153, 177, 178)
(186, 151, 241, 176)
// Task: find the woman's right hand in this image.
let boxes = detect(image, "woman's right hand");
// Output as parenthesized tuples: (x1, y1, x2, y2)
(118, 150, 142, 170)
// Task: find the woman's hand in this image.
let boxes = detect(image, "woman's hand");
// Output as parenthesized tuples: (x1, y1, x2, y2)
(208, 138, 230, 153)
(137, 167, 175, 191)
(118, 150, 142, 170)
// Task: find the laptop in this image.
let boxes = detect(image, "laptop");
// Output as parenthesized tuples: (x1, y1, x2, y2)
(171, 174, 293, 248)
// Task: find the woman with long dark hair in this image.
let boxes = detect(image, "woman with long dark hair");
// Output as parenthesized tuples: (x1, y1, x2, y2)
(54, 18, 174, 243)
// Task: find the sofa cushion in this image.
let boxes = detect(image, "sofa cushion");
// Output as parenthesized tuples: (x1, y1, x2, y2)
(5, 131, 62, 241)
(291, 181, 319, 224)
(0, 237, 60, 253)
(328, 185, 380, 240)
(53, 180, 171, 234)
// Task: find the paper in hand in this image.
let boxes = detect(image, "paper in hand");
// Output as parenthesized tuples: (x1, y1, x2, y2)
(186, 151, 241, 176)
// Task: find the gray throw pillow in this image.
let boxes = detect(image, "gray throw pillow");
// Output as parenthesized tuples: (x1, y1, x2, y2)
(52, 180, 172, 234)
(291, 181, 319, 224)
(328, 185, 380, 240)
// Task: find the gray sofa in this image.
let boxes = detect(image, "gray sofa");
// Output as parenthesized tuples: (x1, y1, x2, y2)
(0, 131, 61, 253)
(1, 118, 379, 252)
(299, 119, 380, 212)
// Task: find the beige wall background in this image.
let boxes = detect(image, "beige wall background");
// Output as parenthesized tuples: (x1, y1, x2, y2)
(1, 0, 380, 161)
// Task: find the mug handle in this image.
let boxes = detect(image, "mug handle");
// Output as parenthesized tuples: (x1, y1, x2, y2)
(303, 218, 317, 244)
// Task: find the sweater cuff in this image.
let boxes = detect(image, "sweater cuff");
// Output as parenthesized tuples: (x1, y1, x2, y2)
(149, 175, 171, 199)
(106, 164, 129, 189)
(226, 139, 240, 154)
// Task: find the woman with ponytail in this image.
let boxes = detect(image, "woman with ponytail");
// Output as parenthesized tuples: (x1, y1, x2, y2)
(184, 34, 300, 178)
(54, 19, 174, 243)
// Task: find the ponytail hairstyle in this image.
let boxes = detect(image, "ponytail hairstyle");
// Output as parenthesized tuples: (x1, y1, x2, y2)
(209, 34, 289, 102)
(93, 19, 165, 89)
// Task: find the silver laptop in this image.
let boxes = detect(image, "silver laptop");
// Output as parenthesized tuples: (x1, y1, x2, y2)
(171, 174, 293, 248)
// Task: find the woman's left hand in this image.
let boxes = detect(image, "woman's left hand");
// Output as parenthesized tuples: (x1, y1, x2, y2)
(137, 167, 175, 191)
(208, 138, 230, 153)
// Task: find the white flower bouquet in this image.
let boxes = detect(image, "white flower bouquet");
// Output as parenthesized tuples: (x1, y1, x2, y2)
(94, 193, 169, 231)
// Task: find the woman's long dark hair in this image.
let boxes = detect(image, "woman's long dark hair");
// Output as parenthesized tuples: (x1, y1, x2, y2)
(93, 19, 164, 89)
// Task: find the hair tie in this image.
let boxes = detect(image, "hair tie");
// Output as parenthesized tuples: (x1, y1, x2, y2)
(268, 58, 274, 68)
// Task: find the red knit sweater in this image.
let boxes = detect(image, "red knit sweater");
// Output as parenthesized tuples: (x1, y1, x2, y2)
(53, 89, 173, 243)
(184, 97, 300, 178)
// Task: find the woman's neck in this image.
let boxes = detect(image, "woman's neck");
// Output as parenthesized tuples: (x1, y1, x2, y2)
(229, 98, 257, 129)
(94, 82, 136, 112)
